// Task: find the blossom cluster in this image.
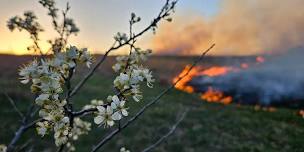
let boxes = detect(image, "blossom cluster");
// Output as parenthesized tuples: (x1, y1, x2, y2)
(94, 95, 128, 127)
(39, 0, 79, 35)
(93, 48, 154, 127)
(39, 0, 58, 18)
(65, 118, 91, 151)
(130, 12, 141, 24)
(7, 11, 43, 36)
(7, 0, 179, 150)
(19, 46, 92, 146)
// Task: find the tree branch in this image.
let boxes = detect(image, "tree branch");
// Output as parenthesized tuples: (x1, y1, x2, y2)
(6, 100, 42, 152)
(23, 118, 44, 130)
(90, 44, 215, 152)
(68, 0, 177, 99)
(15, 139, 33, 152)
(72, 108, 97, 117)
(141, 109, 188, 152)
(6, 117, 43, 152)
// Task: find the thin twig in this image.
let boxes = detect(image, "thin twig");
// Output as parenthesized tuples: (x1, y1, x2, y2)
(30, 106, 39, 118)
(6, 118, 42, 152)
(32, 36, 45, 57)
(6, 101, 42, 152)
(71, 0, 176, 116)
(22, 102, 35, 125)
(72, 108, 97, 117)
(23, 118, 44, 130)
(68, 41, 115, 98)
(4, 93, 24, 119)
(68, 0, 174, 99)
(90, 44, 215, 152)
(7, 126, 26, 152)
(141, 109, 189, 152)
(15, 139, 33, 152)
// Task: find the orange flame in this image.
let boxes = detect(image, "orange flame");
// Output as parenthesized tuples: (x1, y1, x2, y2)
(173, 65, 237, 93)
(172, 65, 200, 93)
(173, 65, 236, 104)
(201, 66, 237, 77)
(173, 56, 265, 105)
(200, 87, 232, 105)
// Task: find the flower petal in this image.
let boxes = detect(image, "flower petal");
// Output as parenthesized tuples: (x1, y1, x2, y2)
(112, 111, 122, 120)
(112, 95, 120, 103)
(107, 120, 114, 126)
(20, 79, 29, 84)
(106, 106, 113, 114)
(122, 109, 128, 117)
(97, 106, 105, 113)
(94, 116, 104, 124)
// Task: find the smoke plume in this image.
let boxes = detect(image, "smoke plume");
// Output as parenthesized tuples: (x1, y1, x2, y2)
(189, 47, 304, 106)
(151, 0, 304, 55)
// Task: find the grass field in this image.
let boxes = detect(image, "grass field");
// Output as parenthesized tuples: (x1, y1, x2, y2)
(0, 55, 304, 152)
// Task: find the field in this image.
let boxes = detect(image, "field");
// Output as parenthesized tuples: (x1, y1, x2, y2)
(0, 55, 304, 152)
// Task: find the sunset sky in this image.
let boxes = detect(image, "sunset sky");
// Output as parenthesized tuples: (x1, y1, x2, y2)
(0, 0, 220, 55)
(0, 0, 303, 56)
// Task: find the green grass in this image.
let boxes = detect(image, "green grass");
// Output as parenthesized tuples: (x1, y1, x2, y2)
(1, 74, 304, 152)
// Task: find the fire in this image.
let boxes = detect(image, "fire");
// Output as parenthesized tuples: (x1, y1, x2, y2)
(173, 55, 267, 105)
(200, 87, 232, 105)
(173, 65, 236, 104)
(201, 66, 237, 77)
(172, 65, 200, 93)
(173, 65, 236, 93)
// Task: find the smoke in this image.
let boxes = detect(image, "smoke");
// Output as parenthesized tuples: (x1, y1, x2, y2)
(151, 0, 304, 56)
(189, 48, 304, 106)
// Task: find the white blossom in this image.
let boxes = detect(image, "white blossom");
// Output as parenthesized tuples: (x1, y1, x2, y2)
(11, 0, 173, 149)
(66, 46, 78, 59)
(19, 59, 39, 84)
(130, 69, 144, 84)
(83, 99, 104, 109)
(111, 95, 128, 120)
(133, 93, 143, 102)
(94, 106, 115, 127)
(36, 121, 50, 137)
(70, 118, 91, 140)
(66, 142, 76, 152)
(120, 147, 130, 152)
(18, 46, 93, 147)
(53, 52, 65, 67)
(35, 94, 50, 106)
(56, 99, 67, 107)
(114, 32, 128, 43)
(142, 69, 154, 88)
(53, 117, 70, 146)
(79, 48, 92, 68)
(112, 63, 122, 72)
(114, 73, 130, 88)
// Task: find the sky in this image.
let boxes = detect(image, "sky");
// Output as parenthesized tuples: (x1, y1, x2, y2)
(0, 0, 221, 55)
